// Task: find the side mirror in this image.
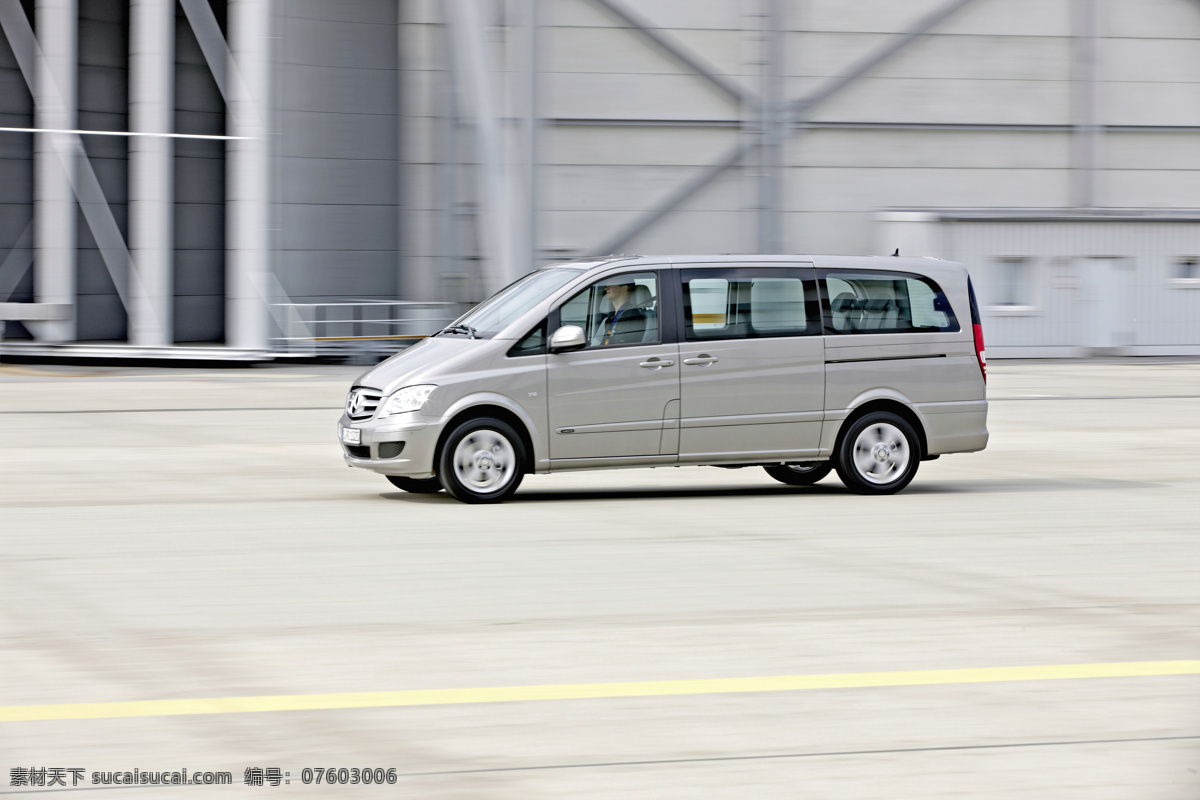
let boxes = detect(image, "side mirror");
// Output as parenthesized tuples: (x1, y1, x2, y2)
(548, 325, 586, 353)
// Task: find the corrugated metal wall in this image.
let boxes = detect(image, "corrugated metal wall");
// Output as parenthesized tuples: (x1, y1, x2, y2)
(273, 0, 401, 305)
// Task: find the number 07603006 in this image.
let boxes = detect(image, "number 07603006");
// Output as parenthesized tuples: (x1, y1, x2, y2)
(300, 767, 397, 785)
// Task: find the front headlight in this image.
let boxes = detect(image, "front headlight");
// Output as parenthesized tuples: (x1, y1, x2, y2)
(378, 384, 437, 417)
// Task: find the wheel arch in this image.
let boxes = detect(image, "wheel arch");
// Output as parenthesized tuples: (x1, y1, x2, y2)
(831, 397, 928, 462)
(434, 402, 537, 476)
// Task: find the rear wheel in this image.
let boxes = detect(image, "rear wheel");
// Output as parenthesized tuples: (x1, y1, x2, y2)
(438, 417, 526, 504)
(835, 411, 920, 495)
(386, 475, 443, 493)
(763, 462, 833, 486)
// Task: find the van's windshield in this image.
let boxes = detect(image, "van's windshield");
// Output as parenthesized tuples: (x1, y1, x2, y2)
(439, 267, 585, 338)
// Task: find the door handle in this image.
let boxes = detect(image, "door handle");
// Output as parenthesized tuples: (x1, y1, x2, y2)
(683, 355, 718, 366)
(639, 359, 674, 369)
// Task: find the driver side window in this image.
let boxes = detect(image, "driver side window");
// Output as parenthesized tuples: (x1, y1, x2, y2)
(559, 272, 659, 347)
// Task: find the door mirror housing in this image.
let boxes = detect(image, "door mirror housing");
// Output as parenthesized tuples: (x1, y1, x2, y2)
(549, 325, 587, 353)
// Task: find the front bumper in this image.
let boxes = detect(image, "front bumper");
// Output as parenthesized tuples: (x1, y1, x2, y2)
(337, 413, 442, 478)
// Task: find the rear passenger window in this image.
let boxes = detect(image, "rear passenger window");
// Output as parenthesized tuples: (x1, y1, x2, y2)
(682, 269, 819, 340)
(824, 271, 958, 334)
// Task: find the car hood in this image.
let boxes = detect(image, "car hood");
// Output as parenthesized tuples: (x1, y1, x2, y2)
(353, 336, 491, 394)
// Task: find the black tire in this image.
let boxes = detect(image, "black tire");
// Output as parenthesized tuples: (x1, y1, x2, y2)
(834, 411, 921, 495)
(763, 462, 833, 486)
(437, 417, 526, 504)
(386, 475, 443, 493)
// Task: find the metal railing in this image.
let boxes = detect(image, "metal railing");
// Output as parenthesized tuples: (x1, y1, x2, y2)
(271, 300, 467, 360)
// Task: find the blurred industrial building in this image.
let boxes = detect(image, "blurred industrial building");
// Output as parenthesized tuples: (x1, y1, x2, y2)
(0, 0, 1198, 359)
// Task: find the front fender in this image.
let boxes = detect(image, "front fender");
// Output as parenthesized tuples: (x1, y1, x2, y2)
(438, 392, 546, 467)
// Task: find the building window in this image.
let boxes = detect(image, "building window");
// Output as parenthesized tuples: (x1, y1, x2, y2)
(989, 257, 1037, 310)
(1169, 257, 1200, 287)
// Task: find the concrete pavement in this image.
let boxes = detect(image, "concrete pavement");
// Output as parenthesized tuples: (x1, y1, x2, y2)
(0, 360, 1197, 798)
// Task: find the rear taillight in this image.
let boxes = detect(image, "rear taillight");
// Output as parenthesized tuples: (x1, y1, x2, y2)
(973, 322, 987, 383)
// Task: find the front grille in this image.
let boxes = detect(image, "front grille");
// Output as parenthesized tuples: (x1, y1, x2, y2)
(378, 441, 405, 459)
(345, 387, 383, 420)
(344, 444, 370, 459)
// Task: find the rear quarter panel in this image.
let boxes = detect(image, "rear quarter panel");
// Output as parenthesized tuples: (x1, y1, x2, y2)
(813, 256, 988, 455)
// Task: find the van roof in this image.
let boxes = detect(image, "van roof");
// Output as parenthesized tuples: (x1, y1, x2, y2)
(546, 254, 964, 277)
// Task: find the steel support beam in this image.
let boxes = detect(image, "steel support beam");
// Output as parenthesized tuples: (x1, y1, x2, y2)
(180, 0, 271, 350)
(524, 0, 539, 269)
(555, 118, 1200, 134)
(396, 16, 408, 300)
(789, 0, 982, 123)
(225, 0, 271, 350)
(1070, 0, 1101, 208)
(591, 140, 758, 257)
(553, 117, 740, 128)
(0, 302, 71, 320)
(549, 0, 767, 258)
(178, 0, 228, 98)
(586, 0, 757, 107)
(129, 0, 174, 346)
(893, 208, 1200, 223)
(0, 125, 240, 139)
(586, 0, 984, 257)
(757, 0, 785, 253)
(436, 19, 461, 298)
(446, 0, 519, 295)
(33, 0, 76, 341)
(2, 0, 139, 342)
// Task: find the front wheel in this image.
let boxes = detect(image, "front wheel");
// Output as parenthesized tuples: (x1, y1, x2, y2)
(763, 462, 833, 486)
(437, 417, 526, 504)
(834, 412, 921, 495)
(386, 475, 443, 493)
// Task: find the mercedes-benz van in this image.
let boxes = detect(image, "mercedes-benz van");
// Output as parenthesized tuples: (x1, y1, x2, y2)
(338, 255, 988, 503)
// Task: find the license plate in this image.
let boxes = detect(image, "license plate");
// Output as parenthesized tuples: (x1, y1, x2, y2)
(341, 427, 361, 445)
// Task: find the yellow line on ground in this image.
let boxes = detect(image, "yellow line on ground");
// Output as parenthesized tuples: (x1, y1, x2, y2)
(3, 661, 1197, 723)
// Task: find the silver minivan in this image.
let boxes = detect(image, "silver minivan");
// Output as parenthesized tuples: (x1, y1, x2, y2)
(338, 255, 988, 503)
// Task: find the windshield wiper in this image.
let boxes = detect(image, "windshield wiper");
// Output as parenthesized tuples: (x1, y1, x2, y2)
(437, 324, 479, 339)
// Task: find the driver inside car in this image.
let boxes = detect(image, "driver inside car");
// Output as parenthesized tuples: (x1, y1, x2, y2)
(591, 280, 653, 345)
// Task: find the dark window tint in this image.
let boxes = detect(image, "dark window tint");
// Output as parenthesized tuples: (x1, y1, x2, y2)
(824, 271, 959, 333)
(682, 269, 819, 341)
(967, 276, 982, 325)
(507, 320, 547, 356)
